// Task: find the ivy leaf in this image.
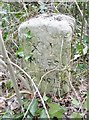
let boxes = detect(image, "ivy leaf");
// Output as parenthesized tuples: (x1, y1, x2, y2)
(77, 63, 86, 70)
(2, 110, 13, 118)
(48, 103, 60, 114)
(48, 103, 66, 118)
(27, 112, 33, 119)
(70, 112, 82, 119)
(30, 99, 38, 116)
(83, 36, 89, 44)
(13, 112, 24, 120)
(43, 94, 49, 102)
(52, 110, 64, 118)
(40, 109, 47, 118)
(71, 98, 79, 106)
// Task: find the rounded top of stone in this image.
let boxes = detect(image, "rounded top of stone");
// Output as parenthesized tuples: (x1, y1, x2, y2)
(19, 13, 75, 30)
(18, 13, 75, 39)
(36, 13, 75, 30)
(36, 13, 74, 22)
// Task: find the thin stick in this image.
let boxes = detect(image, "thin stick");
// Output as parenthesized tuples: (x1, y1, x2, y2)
(6, 90, 32, 101)
(38, 67, 59, 87)
(66, 68, 83, 111)
(22, 2, 29, 17)
(11, 61, 50, 119)
(16, 73, 32, 92)
(74, 0, 87, 25)
(0, 53, 50, 118)
(23, 96, 35, 119)
(38, 66, 67, 87)
(0, 30, 23, 111)
(0, 57, 32, 94)
(80, 3, 85, 44)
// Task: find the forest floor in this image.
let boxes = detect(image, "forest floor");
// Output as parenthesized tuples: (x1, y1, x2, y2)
(0, 61, 87, 119)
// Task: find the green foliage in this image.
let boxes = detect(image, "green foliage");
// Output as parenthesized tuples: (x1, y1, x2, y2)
(76, 42, 83, 55)
(70, 112, 82, 119)
(1, 111, 24, 120)
(0, 2, 88, 120)
(71, 97, 80, 106)
(13, 113, 24, 120)
(22, 99, 30, 110)
(43, 94, 49, 102)
(3, 32, 8, 41)
(75, 36, 89, 56)
(16, 47, 24, 58)
(29, 99, 38, 116)
(1, 110, 14, 119)
(6, 80, 13, 89)
(73, 35, 88, 71)
(21, 96, 67, 119)
(76, 63, 86, 70)
(48, 103, 66, 118)
(24, 31, 32, 40)
(40, 109, 47, 118)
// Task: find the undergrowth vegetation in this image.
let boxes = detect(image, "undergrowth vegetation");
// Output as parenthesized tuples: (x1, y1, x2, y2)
(0, 1, 89, 119)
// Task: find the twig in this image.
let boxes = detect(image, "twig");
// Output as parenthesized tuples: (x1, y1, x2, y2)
(66, 67, 83, 111)
(58, 36, 64, 96)
(23, 96, 35, 119)
(0, 58, 7, 68)
(22, 2, 29, 17)
(74, 0, 87, 25)
(0, 58, 32, 93)
(16, 73, 32, 92)
(10, 61, 50, 119)
(23, 66, 67, 119)
(38, 66, 67, 87)
(6, 90, 32, 101)
(0, 55, 3, 58)
(80, 3, 86, 44)
(38, 67, 59, 87)
(0, 55, 50, 118)
(0, 30, 23, 111)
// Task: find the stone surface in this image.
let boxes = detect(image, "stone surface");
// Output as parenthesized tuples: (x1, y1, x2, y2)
(18, 13, 75, 95)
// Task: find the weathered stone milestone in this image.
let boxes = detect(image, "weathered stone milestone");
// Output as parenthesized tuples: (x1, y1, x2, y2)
(18, 13, 75, 95)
